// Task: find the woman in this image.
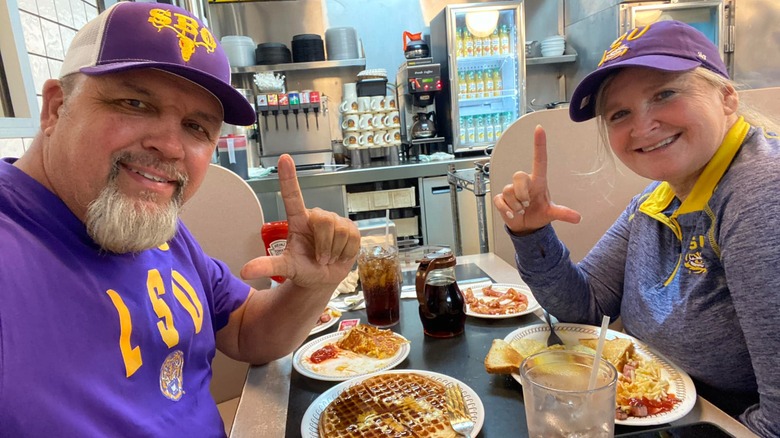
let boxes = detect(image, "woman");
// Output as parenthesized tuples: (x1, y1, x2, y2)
(494, 20, 779, 437)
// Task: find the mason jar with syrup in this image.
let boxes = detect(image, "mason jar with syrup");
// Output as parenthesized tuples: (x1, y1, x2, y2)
(415, 249, 466, 338)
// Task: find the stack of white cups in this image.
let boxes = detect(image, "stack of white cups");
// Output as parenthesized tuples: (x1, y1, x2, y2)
(340, 82, 401, 165)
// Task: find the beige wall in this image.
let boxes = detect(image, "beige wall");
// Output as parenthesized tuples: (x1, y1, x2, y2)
(0, 0, 98, 158)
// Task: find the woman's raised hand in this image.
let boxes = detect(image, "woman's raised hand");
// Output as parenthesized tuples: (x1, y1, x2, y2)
(492, 125, 582, 235)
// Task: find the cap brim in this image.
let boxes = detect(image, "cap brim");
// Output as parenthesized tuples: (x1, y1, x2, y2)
(569, 55, 701, 122)
(81, 62, 256, 126)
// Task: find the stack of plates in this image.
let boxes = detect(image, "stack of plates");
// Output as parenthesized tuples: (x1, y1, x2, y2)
(357, 69, 387, 80)
(325, 27, 360, 60)
(541, 35, 565, 57)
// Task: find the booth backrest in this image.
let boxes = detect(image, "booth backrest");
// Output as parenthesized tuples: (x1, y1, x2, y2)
(179, 164, 270, 405)
(489, 86, 780, 267)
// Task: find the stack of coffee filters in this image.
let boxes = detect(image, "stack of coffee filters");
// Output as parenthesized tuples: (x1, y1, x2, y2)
(339, 82, 401, 166)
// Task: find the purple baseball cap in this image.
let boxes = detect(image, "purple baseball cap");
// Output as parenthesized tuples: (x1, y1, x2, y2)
(569, 20, 729, 122)
(59, 2, 255, 126)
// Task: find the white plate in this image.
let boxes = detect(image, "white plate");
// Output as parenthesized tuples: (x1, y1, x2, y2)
(308, 307, 341, 336)
(504, 323, 697, 426)
(293, 331, 410, 381)
(463, 282, 541, 319)
(301, 370, 485, 438)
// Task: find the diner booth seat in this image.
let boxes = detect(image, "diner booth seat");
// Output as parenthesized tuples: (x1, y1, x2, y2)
(489, 86, 780, 267)
(489, 107, 649, 265)
(180, 163, 270, 437)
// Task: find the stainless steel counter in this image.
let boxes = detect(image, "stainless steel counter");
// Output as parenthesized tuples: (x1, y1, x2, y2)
(246, 157, 483, 194)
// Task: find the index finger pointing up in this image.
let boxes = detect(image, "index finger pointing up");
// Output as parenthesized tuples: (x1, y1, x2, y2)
(531, 125, 548, 179)
(277, 154, 307, 219)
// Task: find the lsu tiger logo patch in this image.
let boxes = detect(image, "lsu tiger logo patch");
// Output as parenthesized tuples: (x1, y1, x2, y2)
(683, 251, 707, 274)
(160, 350, 185, 401)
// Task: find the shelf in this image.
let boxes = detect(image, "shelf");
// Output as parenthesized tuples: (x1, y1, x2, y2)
(526, 51, 577, 66)
(231, 58, 366, 74)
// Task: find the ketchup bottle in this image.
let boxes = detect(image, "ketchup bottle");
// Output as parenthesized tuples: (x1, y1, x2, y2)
(261, 220, 288, 283)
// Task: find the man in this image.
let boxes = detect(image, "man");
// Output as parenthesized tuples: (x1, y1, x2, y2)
(0, 2, 360, 436)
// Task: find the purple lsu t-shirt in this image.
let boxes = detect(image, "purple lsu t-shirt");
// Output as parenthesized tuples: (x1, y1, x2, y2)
(0, 159, 250, 436)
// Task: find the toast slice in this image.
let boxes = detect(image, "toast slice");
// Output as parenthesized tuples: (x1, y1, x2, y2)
(509, 338, 547, 358)
(579, 338, 634, 371)
(484, 339, 523, 374)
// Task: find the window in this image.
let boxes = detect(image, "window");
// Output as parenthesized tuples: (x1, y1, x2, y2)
(0, 0, 40, 138)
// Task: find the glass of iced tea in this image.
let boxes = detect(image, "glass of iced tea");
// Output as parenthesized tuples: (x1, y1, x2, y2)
(520, 350, 618, 438)
(357, 243, 401, 327)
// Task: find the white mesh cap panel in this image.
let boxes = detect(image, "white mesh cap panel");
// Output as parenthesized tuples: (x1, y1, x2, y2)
(59, 5, 112, 78)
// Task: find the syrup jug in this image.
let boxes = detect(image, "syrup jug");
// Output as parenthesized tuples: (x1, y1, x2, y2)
(415, 249, 466, 338)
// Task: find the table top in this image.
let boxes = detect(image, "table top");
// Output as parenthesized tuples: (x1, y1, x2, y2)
(229, 253, 757, 438)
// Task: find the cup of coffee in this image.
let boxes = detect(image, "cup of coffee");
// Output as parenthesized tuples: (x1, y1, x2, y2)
(357, 243, 401, 327)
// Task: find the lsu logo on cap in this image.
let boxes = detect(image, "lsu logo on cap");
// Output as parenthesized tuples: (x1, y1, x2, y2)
(598, 23, 653, 67)
(148, 8, 217, 62)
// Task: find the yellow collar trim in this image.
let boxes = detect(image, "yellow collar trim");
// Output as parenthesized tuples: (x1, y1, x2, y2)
(640, 117, 750, 217)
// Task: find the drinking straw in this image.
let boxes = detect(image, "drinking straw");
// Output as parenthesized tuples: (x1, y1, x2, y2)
(588, 315, 611, 390)
(384, 209, 391, 246)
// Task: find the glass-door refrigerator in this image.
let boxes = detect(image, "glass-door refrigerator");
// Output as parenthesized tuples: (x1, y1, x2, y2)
(430, 1, 525, 154)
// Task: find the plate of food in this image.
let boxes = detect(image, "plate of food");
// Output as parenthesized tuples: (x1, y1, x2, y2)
(463, 283, 541, 319)
(499, 323, 696, 426)
(309, 306, 342, 336)
(293, 324, 410, 381)
(301, 370, 484, 438)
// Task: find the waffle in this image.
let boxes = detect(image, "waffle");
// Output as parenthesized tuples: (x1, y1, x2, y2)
(318, 373, 458, 438)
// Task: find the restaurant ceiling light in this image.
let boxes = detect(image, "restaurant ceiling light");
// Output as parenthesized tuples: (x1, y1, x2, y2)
(465, 11, 499, 38)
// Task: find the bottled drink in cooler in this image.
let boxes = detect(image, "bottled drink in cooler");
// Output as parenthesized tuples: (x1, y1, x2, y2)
(458, 71, 467, 99)
(486, 115, 495, 142)
(459, 117, 466, 144)
(501, 111, 512, 132)
(476, 115, 485, 143)
(494, 113, 504, 139)
(485, 69, 495, 97)
(499, 24, 510, 55)
(490, 28, 500, 56)
(467, 71, 477, 99)
(475, 70, 485, 98)
(456, 28, 464, 58)
(466, 116, 475, 144)
(493, 68, 503, 97)
(464, 30, 474, 57)
(474, 32, 483, 57)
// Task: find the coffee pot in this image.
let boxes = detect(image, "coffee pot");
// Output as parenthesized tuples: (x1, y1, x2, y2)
(411, 112, 437, 139)
(415, 249, 466, 338)
(403, 31, 430, 59)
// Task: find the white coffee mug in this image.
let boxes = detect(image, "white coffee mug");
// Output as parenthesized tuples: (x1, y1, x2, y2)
(357, 130, 374, 147)
(341, 114, 359, 130)
(373, 129, 388, 146)
(343, 82, 357, 100)
(342, 131, 359, 146)
(384, 111, 400, 128)
(387, 128, 401, 143)
(357, 96, 372, 113)
(370, 96, 385, 112)
(339, 98, 358, 114)
(371, 113, 384, 129)
(384, 95, 397, 111)
(358, 113, 374, 130)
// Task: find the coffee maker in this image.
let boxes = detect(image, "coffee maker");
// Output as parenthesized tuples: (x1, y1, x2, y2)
(395, 57, 445, 159)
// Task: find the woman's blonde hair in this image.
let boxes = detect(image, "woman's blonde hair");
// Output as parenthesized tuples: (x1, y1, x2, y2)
(593, 67, 780, 155)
